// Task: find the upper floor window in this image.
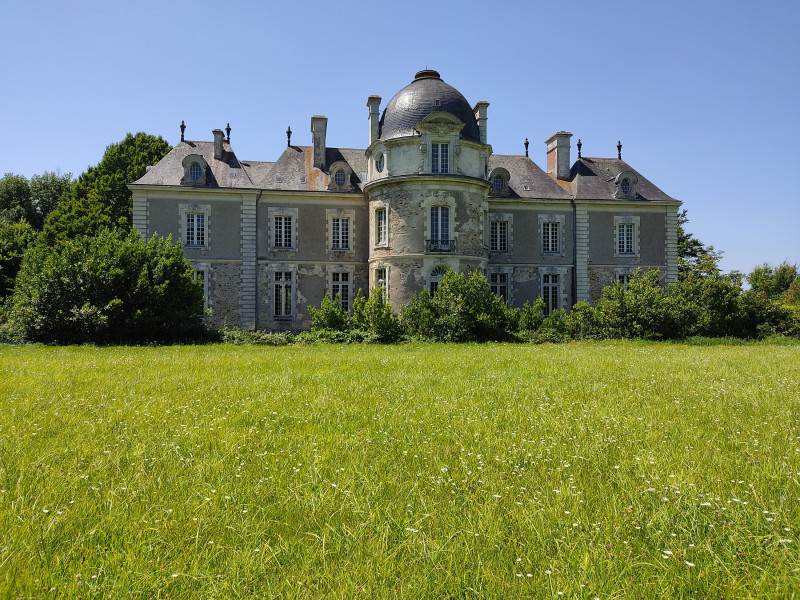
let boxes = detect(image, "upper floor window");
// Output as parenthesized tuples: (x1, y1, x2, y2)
(618, 223, 634, 255)
(430, 206, 449, 242)
(376, 153, 385, 173)
(431, 143, 449, 174)
(185, 212, 205, 247)
(542, 221, 559, 254)
(614, 215, 640, 257)
(490, 220, 508, 252)
(189, 162, 203, 181)
(274, 215, 292, 249)
(331, 217, 350, 250)
(334, 169, 347, 186)
(375, 208, 387, 245)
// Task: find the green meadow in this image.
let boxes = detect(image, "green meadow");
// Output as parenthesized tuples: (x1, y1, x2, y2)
(1, 342, 798, 599)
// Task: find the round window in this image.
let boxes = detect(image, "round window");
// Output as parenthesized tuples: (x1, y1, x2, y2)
(189, 162, 203, 181)
(376, 153, 384, 173)
(334, 170, 347, 186)
(492, 174, 504, 192)
(621, 179, 630, 194)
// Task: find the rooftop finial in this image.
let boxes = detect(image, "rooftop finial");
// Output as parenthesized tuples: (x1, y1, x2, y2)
(577, 138, 582, 158)
(524, 137, 529, 158)
(617, 140, 622, 159)
(180, 120, 186, 142)
(226, 123, 231, 142)
(286, 126, 292, 147)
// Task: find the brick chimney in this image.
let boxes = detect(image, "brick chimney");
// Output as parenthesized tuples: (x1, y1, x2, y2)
(473, 101, 489, 144)
(367, 96, 381, 145)
(212, 129, 225, 161)
(545, 131, 572, 180)
(311, 116, 327, 170)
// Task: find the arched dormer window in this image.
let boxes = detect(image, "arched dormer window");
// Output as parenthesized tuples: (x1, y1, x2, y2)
(488, 167, 511, 195)
(327, 161, 353, 191)
(181, 154, 209, 186)
(614, 171, 639, 199)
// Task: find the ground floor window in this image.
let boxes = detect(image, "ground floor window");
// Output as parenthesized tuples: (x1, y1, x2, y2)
(274, 271, 293, 318)
(489, 272, 508, 304)
(543, 273, 559, 315)
(331, 271, 351, 312)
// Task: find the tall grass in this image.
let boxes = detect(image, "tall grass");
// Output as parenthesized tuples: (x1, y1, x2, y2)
(0, 342, 798, 598)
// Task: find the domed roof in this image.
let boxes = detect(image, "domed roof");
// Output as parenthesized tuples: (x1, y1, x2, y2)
(379, 70, 481, 143)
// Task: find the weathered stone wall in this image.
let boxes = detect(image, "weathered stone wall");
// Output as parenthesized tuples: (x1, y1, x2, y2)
(206, 262, 242, 329)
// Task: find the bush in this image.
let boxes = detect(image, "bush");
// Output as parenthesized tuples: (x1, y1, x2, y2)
(7, 228, 205, 344)
(351, 287, 402, 342)
(308, 292, 350, 332)
(0, 220, 35, 298)
(401, 270, 515, 342)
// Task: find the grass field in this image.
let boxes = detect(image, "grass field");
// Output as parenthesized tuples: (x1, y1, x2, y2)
(1, 341, 798, 599)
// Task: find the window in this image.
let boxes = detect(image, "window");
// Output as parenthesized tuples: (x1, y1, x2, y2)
(490, 220, 508, 252)
(431, 143, 449, 174)
(331, 217, 350, 250)
(334, 169, 347, 186)
(274, 271, 293, 318)
(274, 215, 292, 249)
(542, 221, 559, 253)
(331, 271, 350, 312)
(375, 208, 387, 245)
(429, 266, 448, 294)
(185, 212, 205, 247)
(542, 273, 559, 315)
(617, 273, 631, 288)
(193, 267, 209, 310)
(375, 268, 387, 294)
(430, 206, 450, 246)
(618, 223, 634, 255)
(620, 179, 630, 195)
(376, 153, 384, 173)
(189, 162, 203, 181)
(492, 174, 504, 192)
(490, 272, 508, 304)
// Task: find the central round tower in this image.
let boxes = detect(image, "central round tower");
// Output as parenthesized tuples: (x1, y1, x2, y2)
(364, 70, 492, 307)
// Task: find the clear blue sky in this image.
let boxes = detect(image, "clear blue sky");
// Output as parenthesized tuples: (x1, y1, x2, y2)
(2, 0, 797, 276)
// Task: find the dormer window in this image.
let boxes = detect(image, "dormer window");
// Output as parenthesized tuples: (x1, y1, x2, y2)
(431, 143, 449, 174)
(614, 171, 639, 199)
(620, 178, 631, 195)
(189, 162, 203, 181)
(334, 169, 346, 186)
(181, 154, 209, 186)
(488, 168, 510, 195)
(327, 161, 353, 191)
(492, 174, 504, 192)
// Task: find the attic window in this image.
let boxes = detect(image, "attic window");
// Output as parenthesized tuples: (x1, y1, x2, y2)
(376, 153, 384, 173)
(334, 169, 346, 186)
(189, 163, 203, 181)
(492, 174, 505, 192)
(621, 178, 631, 195)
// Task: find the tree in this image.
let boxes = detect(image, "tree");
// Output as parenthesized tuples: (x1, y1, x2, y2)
(677, 209, 722, 279)
(38, 195, 113, 247)
(68, 133, 172, 223)
(747, 262, 799, 299)
(29, 171, 72, 228)
(0, 219, 35, 298)
(0, 173, 35, 225)
(7, 228, 205, 344)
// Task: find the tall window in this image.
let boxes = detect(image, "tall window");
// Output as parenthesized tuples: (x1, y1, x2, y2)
(542, 221, 559, 253)
(489, 272, 508, 304)
(193, 268, 209, 310)
(375, 268, 387, 295)
(431, 143, 449, 174)
(618, 223, 634, 255)
(185, 213, 205, 247)
(274, 271, 292, 318)
(617, 273, 631, 289)
(543, 274, 559, 315)
(430, 206, 449, 243)
(331, 218, 350, 250)
(375, 208, 387, 245)
(429, 266, 447, 294)
(274, 215, 292, 249)
(490, 220, 508, 252)
(331, 272, 350, 312)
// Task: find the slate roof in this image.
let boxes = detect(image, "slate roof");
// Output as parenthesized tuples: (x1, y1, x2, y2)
(568, 157, 678, 202)
(379, 70, 481, 143)
(488, 155, 572, 200)
(255, 146, 368, 192)
(132, 140, 257, 189)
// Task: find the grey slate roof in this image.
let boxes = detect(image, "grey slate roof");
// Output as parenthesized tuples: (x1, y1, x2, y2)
(256, 146, 368, 192)
(379, 71, 481, 143)
(132, 140, 257, 189)
(569, 157, 678, 202)
(487, 155, 572, 200)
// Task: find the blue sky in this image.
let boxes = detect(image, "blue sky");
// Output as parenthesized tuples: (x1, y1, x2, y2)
(2, 0, 797, 276)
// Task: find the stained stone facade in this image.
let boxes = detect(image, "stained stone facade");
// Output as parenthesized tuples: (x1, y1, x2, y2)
(130, 70, 680, 331)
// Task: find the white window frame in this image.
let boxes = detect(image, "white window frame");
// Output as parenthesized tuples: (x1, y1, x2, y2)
(331, 217, 350, 250)
(539, 213, 565, 256)
(489, 267, 512, 305)
(489, 217, 510, 253)
(179, 203, 210, 249)
(328, 266, 354, 312)
(373, 264, 389, 299)
(326, 209, 355, 252)
(374, 206, 388, 246)
(431, 142, 450, 174)
(267, 265, 296, 321)
(268, 207, 298, 251)
(540, 267, 568, 316)
(614, 215, 640, 257)
(428, 265, 449, 294)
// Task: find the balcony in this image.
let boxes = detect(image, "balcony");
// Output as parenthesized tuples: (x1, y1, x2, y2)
(426, 239, 456, 253)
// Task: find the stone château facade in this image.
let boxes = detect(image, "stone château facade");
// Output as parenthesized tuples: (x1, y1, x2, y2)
(130, 70, 680, 331)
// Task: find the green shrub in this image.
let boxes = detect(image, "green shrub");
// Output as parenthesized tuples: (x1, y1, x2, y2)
(308, 292, 351, 332)
(7, 228, 205, 344)
(351, 287, 402, 342)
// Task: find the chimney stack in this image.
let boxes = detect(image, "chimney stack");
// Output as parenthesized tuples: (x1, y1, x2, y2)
(473, 101, 489, 144)
(311, 116, 327, 170)
(545, 131, 572, 180)
(367, 96, 381, 145)
(212, 129, 225, 160)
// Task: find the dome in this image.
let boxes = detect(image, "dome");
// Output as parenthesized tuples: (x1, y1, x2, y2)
(379, 70, 481, 142)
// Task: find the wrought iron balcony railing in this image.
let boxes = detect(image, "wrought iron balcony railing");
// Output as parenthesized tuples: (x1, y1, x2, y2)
(426, 239, 456, 253)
